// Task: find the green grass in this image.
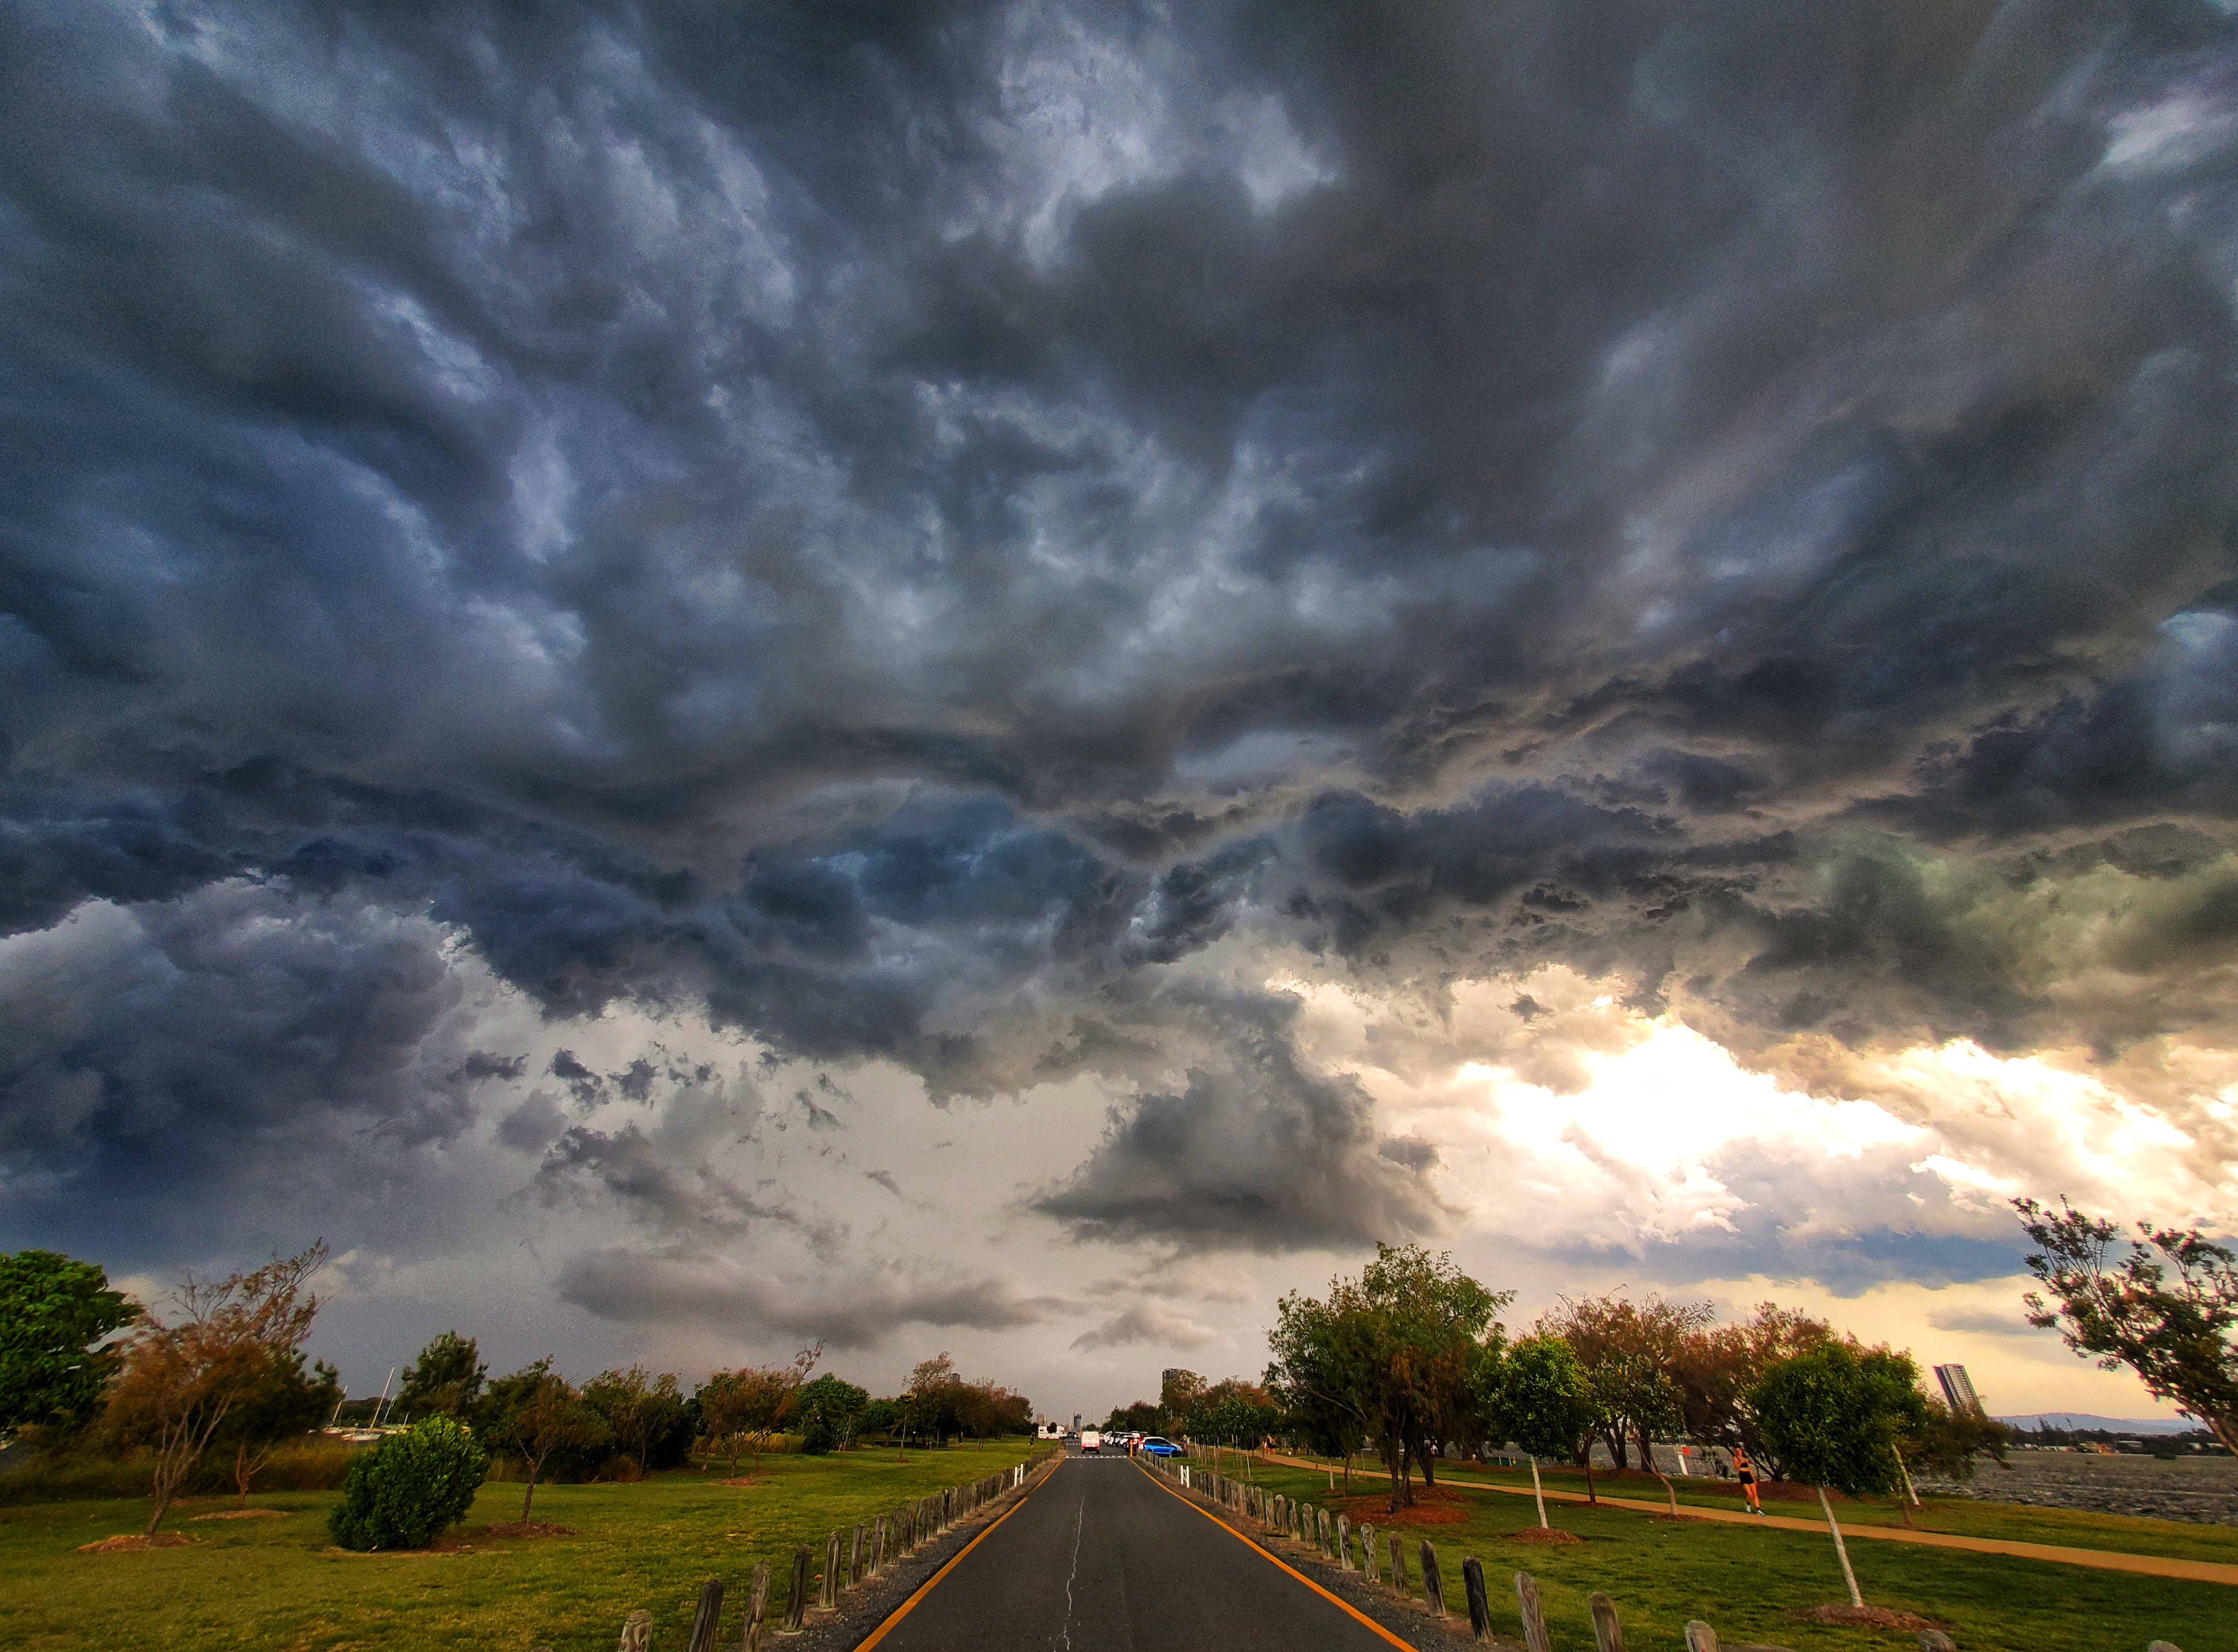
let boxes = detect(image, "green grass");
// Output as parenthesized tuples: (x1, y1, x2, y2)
(1222, 1457, 2229, 1652)
(0, 1441, 1038, 1652)
(1416, 1459, 2238, 1567)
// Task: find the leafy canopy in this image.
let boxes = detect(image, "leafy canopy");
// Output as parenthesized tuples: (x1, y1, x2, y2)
(0, 1249, 139, 1434)
(2017, 1196, 2238, 1454)
(1747, 1341, 1929, 1497)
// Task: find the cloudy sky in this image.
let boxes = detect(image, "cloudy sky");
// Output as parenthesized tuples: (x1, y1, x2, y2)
(5, 0, 2237, 1423)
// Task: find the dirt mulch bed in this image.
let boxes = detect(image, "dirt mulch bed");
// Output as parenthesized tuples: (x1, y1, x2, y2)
(79, 1534, 203, 1553)
(720, 1477, 774, 1487)
(1797, 1604, 1943, 1630)
(473, 1521, 575, 1539)
(190, 1509, 289, 1521)
(1505, 1526, 1586, 1544)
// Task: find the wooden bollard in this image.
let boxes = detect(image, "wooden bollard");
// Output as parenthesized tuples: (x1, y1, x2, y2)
(686, 1578, 724, 1652)
(1683, 1623, 1718, 1652)
(874, 1514, 887, 1574)
(849, 1523, 865, 1587)
(1420, 1540, 1446, 1617)
(1360, 1522, 1378, 1584)
(1317, 1505, 1333, 1558)
(1462, 1557, 1492, 1642)
(1918, 1636, 1957, 1652)
(1589, 1590, 1624, 1652)
(1336, 1514, 1353, 1569)
(783, 1548, 811, 1631)
(618, 1609, 652, 1652)
(821, 1530, 841, 1608)
(742, 1558, 772, 1652)
(1387, 1532, 1407, 1597)
(1515, 1571, 1551, 1652)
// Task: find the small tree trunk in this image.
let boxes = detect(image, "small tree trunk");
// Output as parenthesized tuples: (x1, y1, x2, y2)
(235, 1440, 252, 1509)
(1529, 1457, 1548, 1529)
(1892, 1446, 1920, 1508)
(1583, 1451, 1597, 1505)
(1817, 1484, 1864, 1608)
(520, 1464, 540, 1523)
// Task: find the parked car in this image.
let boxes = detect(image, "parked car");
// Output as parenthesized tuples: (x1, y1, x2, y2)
(1139, 1436, 1180, 1456)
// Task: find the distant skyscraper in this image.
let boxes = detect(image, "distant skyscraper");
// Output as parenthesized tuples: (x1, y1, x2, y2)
(1162, 1368, 1187, 1387)
(1934, 1363, 1984, 1416)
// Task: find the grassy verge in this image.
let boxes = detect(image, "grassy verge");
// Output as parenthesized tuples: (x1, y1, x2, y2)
(1221, 1457, 2226, 1652)
(0, 1440, 1037, 1652)
(1270, 1452, 2238, 1567)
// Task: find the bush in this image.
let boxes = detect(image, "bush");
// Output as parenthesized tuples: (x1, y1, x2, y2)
(326, 1416, 488, 1550)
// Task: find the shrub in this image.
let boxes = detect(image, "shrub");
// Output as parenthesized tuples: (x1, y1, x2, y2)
(326, 1416, 488, 1550)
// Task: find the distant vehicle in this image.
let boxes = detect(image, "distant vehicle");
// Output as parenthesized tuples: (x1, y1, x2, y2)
(1079, 1430, 1103, 1453)
(1140, 1436, 1180, 1456)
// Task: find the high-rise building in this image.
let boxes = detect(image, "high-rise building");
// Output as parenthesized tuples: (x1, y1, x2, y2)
(1934, 1363, 1984, 1416)
(1161, 1368, 1187, 1387)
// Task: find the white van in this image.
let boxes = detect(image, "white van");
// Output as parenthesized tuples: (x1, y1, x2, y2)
(1079, 1429, 1102, 1453)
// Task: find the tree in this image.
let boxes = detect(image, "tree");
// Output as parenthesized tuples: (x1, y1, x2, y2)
(1748, 1342, 1930, 1609)
(1672, 1301, 1836, 1475)
(1588, 1349, 1684, 1513)
(1159, 1368, 1206, 1429)
(104, 1242, 326, 1536)
(1536, 1292, 1712, 1469)
(393, 1331, 486, 1421)
(1903, 1394, 2011, 1482)
(905, 1352, 961, 1446)
(1196, 1387, 1281, 1479)
(797, 1373, 869, 1453)
(1104, 1399, 1161, 1433)
(858, 1397, 901, 1445)
(0, 1249, 139, 1437)
(585, 1365, 690, 1474)
(700, 1347, 816, 1472)
(2016, 1197, 2238, 1454)
(1267, 1244, 1509, 1513)
(1487, 1334, 1598, 1531)
(482, 1363, 608, 1522)
(209, 1350, 342, 1507)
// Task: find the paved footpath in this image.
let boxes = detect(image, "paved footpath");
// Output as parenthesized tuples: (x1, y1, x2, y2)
(859, 1453, 1414, 1652)
(1264, 1456, 2238, 1586)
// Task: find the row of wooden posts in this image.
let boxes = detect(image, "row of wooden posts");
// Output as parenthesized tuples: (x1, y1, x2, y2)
(599, 1456, 1040, 1652)
(1160, 1455, 1758, 1652)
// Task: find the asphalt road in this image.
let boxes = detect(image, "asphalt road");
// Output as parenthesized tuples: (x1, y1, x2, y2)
(862, 1453, 1404, 1652)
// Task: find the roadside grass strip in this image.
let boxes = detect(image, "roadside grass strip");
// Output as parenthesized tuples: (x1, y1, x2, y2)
(0, 1440, 1038, 1652)
(1197, 1455, 2228, 1652)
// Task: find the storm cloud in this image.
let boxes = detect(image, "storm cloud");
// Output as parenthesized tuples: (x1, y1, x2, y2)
(4, 0, 2238, 1395)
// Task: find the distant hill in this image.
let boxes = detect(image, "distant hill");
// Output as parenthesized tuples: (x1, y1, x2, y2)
(1997, 1412, 2198, 1435)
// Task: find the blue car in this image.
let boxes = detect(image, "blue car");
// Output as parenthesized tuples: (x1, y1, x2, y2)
(1140, 1436, 1181, 1456)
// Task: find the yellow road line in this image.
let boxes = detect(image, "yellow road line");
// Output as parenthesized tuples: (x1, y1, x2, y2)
(1252, 1454, 2238, 1587)
(854, 1466, 1050, 1651)
(1139, 1462, 1421, 1651)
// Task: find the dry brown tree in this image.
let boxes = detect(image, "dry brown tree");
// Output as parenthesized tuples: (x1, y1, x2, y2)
(105, 1241, 326, 1535)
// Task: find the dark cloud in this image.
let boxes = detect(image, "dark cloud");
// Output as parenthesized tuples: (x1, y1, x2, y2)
(556, 1249, 1058, 1350)
(0, 883, 484, 1260)
(3, 0, 2238, 1301)
(1034, 1033, 1448, 1251)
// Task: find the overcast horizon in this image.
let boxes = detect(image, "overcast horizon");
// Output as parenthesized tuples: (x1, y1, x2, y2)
(6, 0, 2238, 1425)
